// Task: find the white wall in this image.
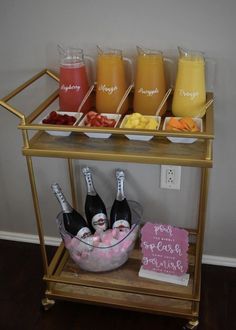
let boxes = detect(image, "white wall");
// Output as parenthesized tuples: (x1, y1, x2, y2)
(0, 0, 236, 259)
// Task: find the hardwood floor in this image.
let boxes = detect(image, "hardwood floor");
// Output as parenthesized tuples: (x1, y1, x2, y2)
(0, 239, 235, 330)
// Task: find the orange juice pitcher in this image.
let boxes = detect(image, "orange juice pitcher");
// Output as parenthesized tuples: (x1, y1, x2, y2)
(95, 46, 133, 114)
(133, 46, 173, 116)
(172, 47, 206, 117)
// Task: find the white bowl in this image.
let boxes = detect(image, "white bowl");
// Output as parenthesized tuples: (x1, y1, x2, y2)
(120, 115, 161, 141)
(79, 113, 121, 138)
(163, 117, 203, 143)
(40, 111, 82, 136)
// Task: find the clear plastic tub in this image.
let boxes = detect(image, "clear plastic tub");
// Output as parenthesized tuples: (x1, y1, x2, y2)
(57, 201, 142, 272)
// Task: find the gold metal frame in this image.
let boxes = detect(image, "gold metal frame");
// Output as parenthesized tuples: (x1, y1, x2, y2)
(0, 70, 214, 327)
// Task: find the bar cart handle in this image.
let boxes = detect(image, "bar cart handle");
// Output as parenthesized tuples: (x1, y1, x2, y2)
(0, 69, 59, 124)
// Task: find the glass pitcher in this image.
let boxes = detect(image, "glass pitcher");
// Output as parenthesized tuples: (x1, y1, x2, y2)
(133, 46, 173, 116)
(58, 44, 94, 113)
(172, 47, 207, 117)
(95, 46, 133, 114)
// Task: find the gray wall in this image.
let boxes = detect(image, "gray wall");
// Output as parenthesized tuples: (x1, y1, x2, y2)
(0, 0, 236, 259)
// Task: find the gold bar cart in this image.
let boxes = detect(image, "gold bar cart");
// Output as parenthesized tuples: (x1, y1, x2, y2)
(0, 70, 214, 330)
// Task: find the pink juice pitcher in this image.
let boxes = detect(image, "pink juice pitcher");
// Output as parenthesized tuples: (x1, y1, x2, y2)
(58, 44, 94, 113)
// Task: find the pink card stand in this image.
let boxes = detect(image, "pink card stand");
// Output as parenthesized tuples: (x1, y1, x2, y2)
(139, 223, 189, 286)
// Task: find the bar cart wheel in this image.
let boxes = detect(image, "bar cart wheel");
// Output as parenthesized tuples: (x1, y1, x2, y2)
(41, 297, 55, 311)
(182, 319, 199, 329)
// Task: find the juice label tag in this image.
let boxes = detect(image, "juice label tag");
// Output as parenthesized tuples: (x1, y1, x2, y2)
(178, 89, 199, 100)
(138, 88, 159, 96)
(98, 84, 118, 95)
(92, 213, 108, 231)
(60, 84, 81, 92)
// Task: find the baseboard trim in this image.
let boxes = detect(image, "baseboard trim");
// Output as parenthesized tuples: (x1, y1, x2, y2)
(202, 254, 236, 268)
(0, 230, 60, 246)
(1, 230, 236, 268)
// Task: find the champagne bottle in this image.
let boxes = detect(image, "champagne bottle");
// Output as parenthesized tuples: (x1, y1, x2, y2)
(51, 183, 91, 239)
(82, 167, 109, 232)
(110, 169, 132, 231)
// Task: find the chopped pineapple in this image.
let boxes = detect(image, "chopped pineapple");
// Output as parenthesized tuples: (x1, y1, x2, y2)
(123, 113, 159, 130)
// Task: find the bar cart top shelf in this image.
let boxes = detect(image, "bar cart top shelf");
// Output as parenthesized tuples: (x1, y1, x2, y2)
(22, 129, 213, 167)
(0, 70, 214, 168)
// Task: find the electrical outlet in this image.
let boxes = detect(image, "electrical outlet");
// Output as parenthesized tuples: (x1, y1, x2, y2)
(160, 165, 181, 190)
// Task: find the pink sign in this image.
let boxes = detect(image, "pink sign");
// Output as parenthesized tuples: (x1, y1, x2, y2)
(141, 223, 189, 276)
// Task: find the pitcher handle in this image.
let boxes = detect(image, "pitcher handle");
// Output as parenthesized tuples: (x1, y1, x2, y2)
(205, 57, 216, 92)
(164, 57, 175, 89)
(84, 55, 95, 85)
(123, 57, 134, 85)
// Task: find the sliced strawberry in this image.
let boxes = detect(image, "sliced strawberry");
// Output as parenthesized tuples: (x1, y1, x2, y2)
(87, 114, 96, 124)
(99, 117, 106, 125)
(49, 111, 58, 120)
(42, 118, 50, 124)
(91, 118, 101, 127)
(106, 119, 116, 127)
(86, 111, 97, 120)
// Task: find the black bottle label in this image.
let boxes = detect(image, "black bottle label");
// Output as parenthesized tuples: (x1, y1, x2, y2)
(76, 227, 92, 240)
(91, 213, 108, 231)
(112, 219, 130, 231)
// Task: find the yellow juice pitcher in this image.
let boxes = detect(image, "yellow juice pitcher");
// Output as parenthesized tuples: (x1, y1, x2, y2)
(95, 46, 133, 114)
(133, 46, 173, 116)
(172, 47, 207, 117)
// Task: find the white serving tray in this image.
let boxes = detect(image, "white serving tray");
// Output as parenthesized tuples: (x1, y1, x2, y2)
(78, 113, 121, 139)
(120, 115, 161, 141)
(40, 111, 83, 137)
(163, 117, 203, 144)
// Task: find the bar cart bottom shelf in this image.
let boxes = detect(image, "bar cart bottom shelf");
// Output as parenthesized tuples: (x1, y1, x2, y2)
(45, 283, 196, 317)
(43, 245, 200, 326)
